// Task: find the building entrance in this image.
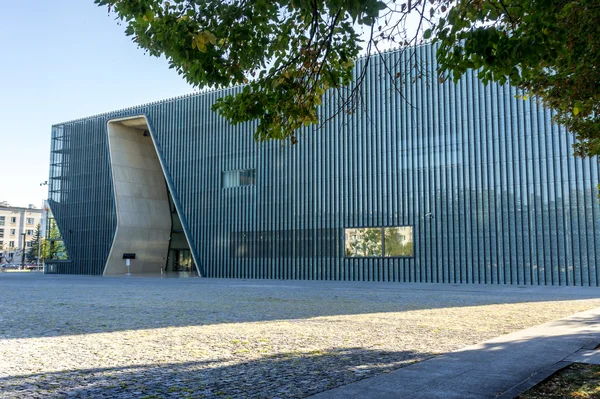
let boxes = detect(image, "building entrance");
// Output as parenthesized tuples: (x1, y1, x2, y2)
(169, 249, 194, 272)
(164, 190, 198, 276)
(104, 116, 199, 276)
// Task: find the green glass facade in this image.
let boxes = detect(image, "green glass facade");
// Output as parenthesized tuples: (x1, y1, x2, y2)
(47, 45, 600, 285)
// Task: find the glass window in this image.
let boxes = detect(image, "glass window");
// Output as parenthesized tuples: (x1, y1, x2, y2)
(345, 226, 414, 258)
(239, 169, 256, 186)
(222, 169, 256, 188)
(26, 229, 33, 236)
(9, 241, 15, 248)
(26, 218, 34, 224)
(344, 228, 383, 257)
(0, 229, 3, 238)
(384, 226, 414, 257)
(0, 216, 4, 226)
(26, 241, 33, 248)
(10, 217, 16, 223)
(9, 229, 15, 235)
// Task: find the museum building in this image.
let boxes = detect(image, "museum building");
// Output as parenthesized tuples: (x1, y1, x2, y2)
(46, 45, 600, 285)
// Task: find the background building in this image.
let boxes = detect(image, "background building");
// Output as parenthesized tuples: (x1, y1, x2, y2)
(0, 202, 43, 264)
(47, 45, 600, 285)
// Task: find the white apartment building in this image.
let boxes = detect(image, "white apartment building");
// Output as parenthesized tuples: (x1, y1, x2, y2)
(0, 202, 44, 263)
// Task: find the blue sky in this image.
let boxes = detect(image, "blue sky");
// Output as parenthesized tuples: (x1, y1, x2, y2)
(0, 1, 194, 207)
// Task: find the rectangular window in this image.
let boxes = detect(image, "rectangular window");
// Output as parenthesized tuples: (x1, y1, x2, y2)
(10, 217, 16, 223)
(26, 241, 33, 248)
(9, 229, 15, 235)
(9, 241, 15, 248)
(0, 229, 3, 238)
(0, 216, 4, 226)
(384, 226, 414, 257)
(230, 228, 339, 258)
(345, 226, 413, 258)
(344, 228, 383, 257)
(26, 229, 33, 236)
(222, 169, 256, 188)
(26, 218, 34, 224)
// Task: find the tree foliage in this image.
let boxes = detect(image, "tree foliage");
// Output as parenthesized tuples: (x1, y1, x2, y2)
(95, 0, 385, 142)
(96, 0, 599, 160)
(27, 223, 49, 261)
(0, 242, 17, 263)
(434, 0, 600, 158)
(27, 222, 68, 262)
(46, 222, 68, 261)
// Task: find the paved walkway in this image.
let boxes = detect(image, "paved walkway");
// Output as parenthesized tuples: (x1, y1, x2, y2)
(565, 348, 600, 365)
(310, 307, 600, 399)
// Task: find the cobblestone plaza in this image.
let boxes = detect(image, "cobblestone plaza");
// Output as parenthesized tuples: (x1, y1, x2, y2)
(2, 274, 600, 398)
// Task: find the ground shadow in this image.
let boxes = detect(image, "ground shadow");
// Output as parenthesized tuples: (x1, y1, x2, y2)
(1, 273, 599, 339)
(1, 328, 598, 399)
(0, 347, 430, 399)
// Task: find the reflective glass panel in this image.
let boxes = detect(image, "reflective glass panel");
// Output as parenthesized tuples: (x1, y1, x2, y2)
(222, 170, 239, 188)
(384, 226, 414, 257)
(344, 228, 382, 257)
(222, 169, 256, 188)
(239, 169, 256, 186)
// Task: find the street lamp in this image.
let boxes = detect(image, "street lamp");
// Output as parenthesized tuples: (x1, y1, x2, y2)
(21, 232, 26, 269)
(38, 181, 48, 272)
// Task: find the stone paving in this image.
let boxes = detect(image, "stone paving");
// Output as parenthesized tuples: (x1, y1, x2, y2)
(565, 348, 600, 365)
(1, 273, 600, 398)
(310, 306, 600, 398)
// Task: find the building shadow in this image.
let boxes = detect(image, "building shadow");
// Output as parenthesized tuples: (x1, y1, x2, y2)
(1, 273, 599, 339)
(1, 327, 598, 399)
(0, 347, 431, 399)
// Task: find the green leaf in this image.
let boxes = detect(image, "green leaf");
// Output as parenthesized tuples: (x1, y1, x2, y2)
(143, 10, 154, 22)
(96, 0, 600, 160)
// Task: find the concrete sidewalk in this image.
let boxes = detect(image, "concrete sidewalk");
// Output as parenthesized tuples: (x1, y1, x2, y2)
(310, 307, 600, 399)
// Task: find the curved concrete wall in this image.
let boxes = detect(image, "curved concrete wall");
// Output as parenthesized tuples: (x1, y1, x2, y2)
(104, 117, 171, 275)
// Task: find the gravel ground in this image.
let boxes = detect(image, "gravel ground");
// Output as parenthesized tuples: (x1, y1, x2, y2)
(1, 274, 600, 398)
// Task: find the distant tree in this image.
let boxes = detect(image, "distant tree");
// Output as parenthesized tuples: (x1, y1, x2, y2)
(0, 243, 7, 263)
(46, 222, 68, 261)
(0, 242, 17, 263)
(27, 224, 45, 262)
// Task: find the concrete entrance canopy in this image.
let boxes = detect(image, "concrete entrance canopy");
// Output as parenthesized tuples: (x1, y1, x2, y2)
(104, 115, 195, 276)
